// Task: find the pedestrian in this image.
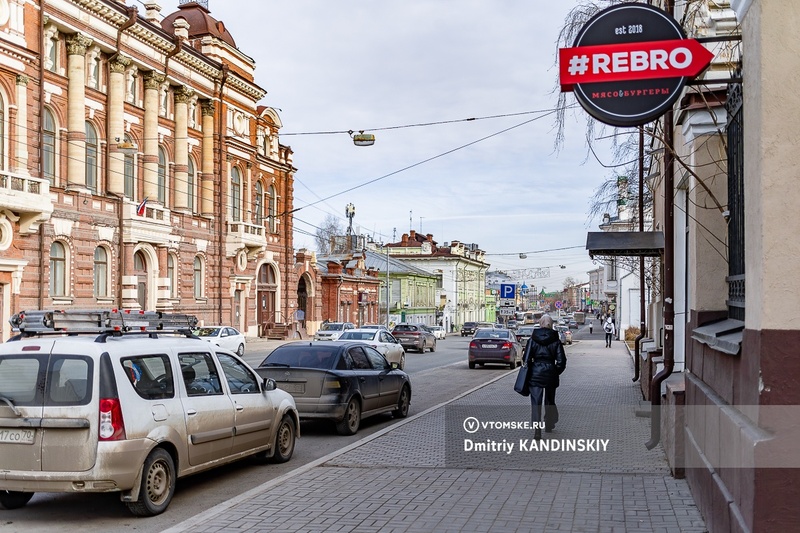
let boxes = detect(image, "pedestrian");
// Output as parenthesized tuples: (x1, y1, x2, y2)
(525, 314, 567, 440)
(589, 320, 593, 335)
(603, 317, 616, 347)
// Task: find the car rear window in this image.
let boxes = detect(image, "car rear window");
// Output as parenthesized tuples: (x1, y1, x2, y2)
(339, 331, 374, 341)
(474, 330, 509, 339)
(0, 354, 93, 406)
(393, 325, 416, 332)
(263, 345, 341, 370)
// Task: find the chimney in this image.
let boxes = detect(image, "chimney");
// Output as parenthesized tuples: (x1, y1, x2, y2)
(173, 17, 190, 39)
(426, 233, 433, 242)
(401, 233, 409, 246)
(143, 2, 162, 23)
(409, 230, 416, 241)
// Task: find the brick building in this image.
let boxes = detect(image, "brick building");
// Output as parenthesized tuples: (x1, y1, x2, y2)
(0, 0, 315, 341)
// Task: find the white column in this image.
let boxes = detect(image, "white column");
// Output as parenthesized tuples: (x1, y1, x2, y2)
(142, 71, 164, 202)
(172, 85, 193, 211)
(65, 33, 93, 189)
(107, 55, 130, 196)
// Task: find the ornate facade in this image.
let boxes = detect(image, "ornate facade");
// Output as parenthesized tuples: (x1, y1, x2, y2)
(0, 0, 313, 340)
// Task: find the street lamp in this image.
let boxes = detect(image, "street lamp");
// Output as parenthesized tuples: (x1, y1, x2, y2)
(349, 130, 375, 146)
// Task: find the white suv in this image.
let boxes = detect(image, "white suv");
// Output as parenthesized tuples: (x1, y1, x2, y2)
(0, 310, 299, 516)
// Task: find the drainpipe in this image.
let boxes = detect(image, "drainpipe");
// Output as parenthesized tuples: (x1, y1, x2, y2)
(633, 126, 646, 382)
(646, 0, 676, 450)
(114, 6, 138, 59)
(37, 8, 48, 309)
(216, 65, 229, 325)
(163, 35, 182, 77)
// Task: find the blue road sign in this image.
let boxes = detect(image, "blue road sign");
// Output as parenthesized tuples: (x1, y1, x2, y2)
(555, 300, 563, 309)
(500, 284, 516, 299)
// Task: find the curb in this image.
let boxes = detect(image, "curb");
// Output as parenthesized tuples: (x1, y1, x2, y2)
(161, 367, 517, 533)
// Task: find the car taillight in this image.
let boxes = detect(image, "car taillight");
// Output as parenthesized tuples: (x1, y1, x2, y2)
(469, 341, 479, 349)
(99, 398, 126, 441)
(323, 377, 342, 392)
(502, 342, 512, 350)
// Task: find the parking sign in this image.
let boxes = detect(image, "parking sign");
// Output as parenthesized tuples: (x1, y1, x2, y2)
(500, 284, 515, 299)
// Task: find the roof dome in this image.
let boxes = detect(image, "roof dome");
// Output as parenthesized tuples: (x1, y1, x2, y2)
(161, 1, 236, 48)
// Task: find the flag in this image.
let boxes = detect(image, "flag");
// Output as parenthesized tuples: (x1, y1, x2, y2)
(136, 197, 148, 216)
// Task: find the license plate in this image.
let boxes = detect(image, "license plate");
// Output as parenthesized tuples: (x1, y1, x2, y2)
(279, 382, 305, 394)
(482, 344, 497, 349)
(0, 428, 35, 445)
(398, 337, 411, 342)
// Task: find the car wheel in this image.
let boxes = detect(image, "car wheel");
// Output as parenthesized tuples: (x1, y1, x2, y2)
(468, 361, 475, 369)
(420, 340, 426, 353)
(393, 385, 411, 418)
(236, 343, 245, 357)
(271, 414, 296, 463)
(0, 490, 34, 510)
(335, 398, 361, 435)
(430, 340, 436, 353)
(399, 354, 406, 370)
(125, 448, 176, 517)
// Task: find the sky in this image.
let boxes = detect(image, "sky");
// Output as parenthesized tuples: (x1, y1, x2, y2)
(158, 0, 617, 292)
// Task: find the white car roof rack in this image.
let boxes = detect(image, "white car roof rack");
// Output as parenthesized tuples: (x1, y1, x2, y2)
(9, 309, 198, 335)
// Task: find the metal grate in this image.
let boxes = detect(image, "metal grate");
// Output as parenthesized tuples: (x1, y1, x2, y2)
(726, 73, 745, 321)
(179, 0, 209, 9)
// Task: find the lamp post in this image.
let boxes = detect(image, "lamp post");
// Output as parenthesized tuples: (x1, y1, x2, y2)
(385, 243, 390, 329)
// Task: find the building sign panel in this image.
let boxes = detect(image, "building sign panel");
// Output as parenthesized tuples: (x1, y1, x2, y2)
(559, 3, 713, 127)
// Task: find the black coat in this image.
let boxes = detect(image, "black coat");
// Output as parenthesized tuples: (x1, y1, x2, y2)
(525, 327, 567, 388)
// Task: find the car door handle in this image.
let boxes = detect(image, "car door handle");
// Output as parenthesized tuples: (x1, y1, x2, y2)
(235, 404, 244, 411)
(187, 409, 197, 416)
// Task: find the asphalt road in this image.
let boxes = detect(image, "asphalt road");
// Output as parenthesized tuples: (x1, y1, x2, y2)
(3, 336, 510, 533)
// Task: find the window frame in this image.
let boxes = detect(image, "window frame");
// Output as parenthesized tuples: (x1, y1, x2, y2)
(193, 255, 204, 299)
(43, 108, 57, 184)
(49, 241, 67, 297)
(123, 134, 136, 200)
(157, 146, 167, 204)
(85, 121, 98, 192)
(231, 167, 241, 222)
(93, 246, 109, 298)
(167, 253, 178, 299)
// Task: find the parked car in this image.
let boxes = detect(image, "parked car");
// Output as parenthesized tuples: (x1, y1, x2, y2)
(336, 329, 406, 369)
(257, 341, 411, 435)
(556, 325, 573, 345)
(428, 325, 447, 340)
(468, 328, 523, 369)
(461, 321, 478, 337)
(192, 326, 246, 356)
(313, 322, 356, 341)
(0, 309, 299, 516)
(515, 325, 537, 346)
(391, 323, 437, 353)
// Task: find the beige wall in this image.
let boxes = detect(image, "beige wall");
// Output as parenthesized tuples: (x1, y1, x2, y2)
(744, 1, 800, 330)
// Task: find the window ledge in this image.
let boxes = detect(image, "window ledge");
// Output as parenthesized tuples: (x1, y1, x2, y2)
(691, 318, 744, 355)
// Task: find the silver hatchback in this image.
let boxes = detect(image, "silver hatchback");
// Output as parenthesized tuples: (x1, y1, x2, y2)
(0, 310, 300, 516)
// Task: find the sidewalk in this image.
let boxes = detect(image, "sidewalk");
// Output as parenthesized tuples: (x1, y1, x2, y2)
(167, 337, 706, 533)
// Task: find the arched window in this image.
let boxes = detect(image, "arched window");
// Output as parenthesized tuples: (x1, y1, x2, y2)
(187, 158, 195, 213)
(157, 146, 167, 204)
(193, 256, 204, 299)
(268, 184, 277, 233)
(49, 241, 66, 297)
(167, 253, 177, 298)
(93, 246, 108, 297)
(254, 182, 263, 226)
(231, 167, 241, 222)
(124, 134, 136, 200)
(43, 108, 56, 183)
(85, 121, 98, 192)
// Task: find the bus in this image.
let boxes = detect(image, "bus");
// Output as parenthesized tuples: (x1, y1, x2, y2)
(573, 312, 586, 325)
(523, 311, 544, 324)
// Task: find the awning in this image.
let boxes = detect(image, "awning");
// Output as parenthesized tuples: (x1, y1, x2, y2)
(586, 231, 664, 258)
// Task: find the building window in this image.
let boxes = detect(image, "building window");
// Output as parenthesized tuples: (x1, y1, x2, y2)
(187, 158, 196, 213)
(47, 36, 58, 72)
(231, 167, 241, 222)
(124, 134, 136, 200)
(157, 146, 167, 204)
(93, 246, 108, 298)
(49, 241, 67, 297)
(254, 181, 263, 226)
(607, 259, 617, 282)
(167, 253, 177, 298)
(268, 184, 277, 233)
(85, 121, 98, 192)
(193, 255, 204, 299)
(43, 108, 56, 184)
(726, 78, 745, 321)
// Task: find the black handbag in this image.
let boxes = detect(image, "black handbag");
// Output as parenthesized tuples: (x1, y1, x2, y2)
(514, 341, 532, 396)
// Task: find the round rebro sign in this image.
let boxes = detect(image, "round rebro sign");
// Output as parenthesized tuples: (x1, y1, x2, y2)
(559, 3, 713, 127)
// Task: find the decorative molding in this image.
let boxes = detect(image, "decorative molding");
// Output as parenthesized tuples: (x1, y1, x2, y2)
(201, 100, 215, 116)
(15, 74, 28, 86)
(173, 86, 195, 105)
(65, 33, 93, 56)
(143, 71, 165, 90)
(109, 55, 131, 74)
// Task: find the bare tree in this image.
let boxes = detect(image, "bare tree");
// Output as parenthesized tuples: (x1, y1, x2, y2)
(563, 276, 578, 290)
(315, 214, 344, 255)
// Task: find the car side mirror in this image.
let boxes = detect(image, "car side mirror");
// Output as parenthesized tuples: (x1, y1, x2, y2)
(263, 377, 277, 392)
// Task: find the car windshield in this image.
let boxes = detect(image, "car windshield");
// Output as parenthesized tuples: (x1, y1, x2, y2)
(320, 323, 344, 331)
(474, 329, 509, 339)
(262, 345, 338, 370)
(193, 327, 220, 337)
(339, 331, 376, 341)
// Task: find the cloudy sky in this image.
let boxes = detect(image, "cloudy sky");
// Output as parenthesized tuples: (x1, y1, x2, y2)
(159, 0, 617, 292)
